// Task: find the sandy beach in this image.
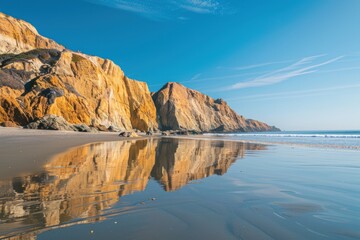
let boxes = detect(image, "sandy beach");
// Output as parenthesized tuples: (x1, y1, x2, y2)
(0, 127, 158, 180)
(1, 2, 359, 239)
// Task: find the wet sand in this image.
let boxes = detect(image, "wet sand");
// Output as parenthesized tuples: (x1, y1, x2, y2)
(1, 128, 360, 240)
(0, 127, 158, 180)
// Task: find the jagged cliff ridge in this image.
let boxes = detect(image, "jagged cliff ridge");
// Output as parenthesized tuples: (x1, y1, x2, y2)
(152, 82, 279, 132)
(0, 12, 157, 131)
(0, 139, 266, 239)
(0, 12, 278, 132)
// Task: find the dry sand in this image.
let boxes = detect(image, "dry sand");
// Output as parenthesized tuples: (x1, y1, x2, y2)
(0, 127, 157, 180)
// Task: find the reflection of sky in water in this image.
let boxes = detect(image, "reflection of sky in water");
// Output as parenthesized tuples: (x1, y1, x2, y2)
(0, 139, 359, 240)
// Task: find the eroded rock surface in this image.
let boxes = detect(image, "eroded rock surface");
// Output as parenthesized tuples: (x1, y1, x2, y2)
(0, 12, 157, 131)
(152, 82, 279, 132)
(0, 12, 278, 133)
(0, 12, 64, 54)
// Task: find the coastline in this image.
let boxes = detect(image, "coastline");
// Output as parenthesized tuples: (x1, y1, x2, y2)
(0, 127, 159, 180)
(1, 127, 358, 180)
(167, 134, 360, 151)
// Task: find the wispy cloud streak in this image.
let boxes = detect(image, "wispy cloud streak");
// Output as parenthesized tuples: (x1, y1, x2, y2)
(85, 0, 224, 19)
(180, 0, 220, 13)
(226, 55, 343, 90)
(226, 83, 360, 102)
(217, 59, 294, 71)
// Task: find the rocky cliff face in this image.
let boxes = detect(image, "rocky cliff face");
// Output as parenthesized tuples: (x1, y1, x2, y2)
(0, 12, 278, 132)
(0, 13, 64, 54)
(152, 82, 279, 132)
(0, 12, 157, 131)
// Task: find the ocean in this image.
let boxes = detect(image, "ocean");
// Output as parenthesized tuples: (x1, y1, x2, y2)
(205, 130, 360, 149)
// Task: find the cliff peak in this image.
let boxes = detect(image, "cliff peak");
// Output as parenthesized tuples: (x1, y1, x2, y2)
(0, 12, 158, 131)
(0, 12, 278, 133)
(152, 83, 279, 132)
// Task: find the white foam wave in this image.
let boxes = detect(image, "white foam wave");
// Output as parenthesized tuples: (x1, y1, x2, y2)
(205, 133, 360, 139)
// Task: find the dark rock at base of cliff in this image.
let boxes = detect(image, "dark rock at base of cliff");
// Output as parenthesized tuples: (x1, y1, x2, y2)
(119, 131, 138, 138)
(210, 125, 226, 133)
(161, 130, 203, 136)
(73, 124, 97, 133)
(25, 115, 100, 132)
(95, 125, 109, 132)
(0, 121, 19, 128)
(26, 115, 77, 131)
(108, 126, 121, 132)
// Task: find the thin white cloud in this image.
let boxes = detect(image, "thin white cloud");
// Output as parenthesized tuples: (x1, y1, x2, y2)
(190, 73, 202, 80)
(85, 0, 224, 19)
(113, 1, 153, 14)
(186, 55, 336, 86)
(226, 55, 343, 90)
(85, 0, 162, 18)
(180, 0, 220, 13)
(226, 83, 360, 102)
(181, 71, 267, 84)
(217, 59, 294, 71)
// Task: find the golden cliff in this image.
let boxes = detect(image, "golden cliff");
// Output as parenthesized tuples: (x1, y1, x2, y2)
(152, 82, 279, 132)
(0, 12, 279, 132)
(0, 13, 64, 54)
(0, 12, 157, 131)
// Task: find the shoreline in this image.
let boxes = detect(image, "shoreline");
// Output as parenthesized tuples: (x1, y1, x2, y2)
(1, 127, 358, 180)
(164, 135, 360, 151)
(0, 127, 159, 180)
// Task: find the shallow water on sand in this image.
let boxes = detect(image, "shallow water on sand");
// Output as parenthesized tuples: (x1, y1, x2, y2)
(0, 138, 359, 239)
(206, 130, 360, 149)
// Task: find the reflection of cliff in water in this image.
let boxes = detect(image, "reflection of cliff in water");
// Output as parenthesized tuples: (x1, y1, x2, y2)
(151, 139, 265, 191)
(0, 138, 266, 239)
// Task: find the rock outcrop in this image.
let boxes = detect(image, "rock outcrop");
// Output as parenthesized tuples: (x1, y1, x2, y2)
(0, 12, 157, 131)
(0, 121, 18, 127)
(26, 114, 77, 131)
(25, 114, 98, 132)
(152, 82, 279, 132)
(0, 13, 64, 54)
(0, 12, 278, 133)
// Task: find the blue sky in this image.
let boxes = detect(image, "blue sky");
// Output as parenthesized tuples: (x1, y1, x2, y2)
(1, 0, 360, 130)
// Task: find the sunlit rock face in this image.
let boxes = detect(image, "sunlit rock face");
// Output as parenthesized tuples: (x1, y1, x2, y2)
(0, 139, 266, 239)
(0, 12, 157, 131)
(0, 12, 279, 132)
(152, 82, 280, 132)
(0, 13, 64, 54)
